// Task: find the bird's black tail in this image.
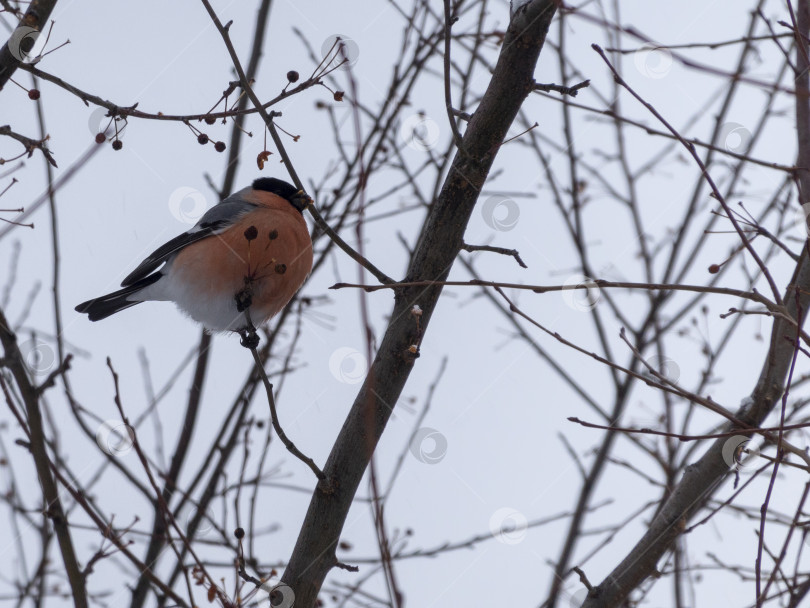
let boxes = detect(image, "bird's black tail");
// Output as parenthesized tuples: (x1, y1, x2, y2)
(75, 273, 161, 321)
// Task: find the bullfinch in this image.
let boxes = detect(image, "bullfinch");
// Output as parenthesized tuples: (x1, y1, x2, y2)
(75, 177, 313, 333)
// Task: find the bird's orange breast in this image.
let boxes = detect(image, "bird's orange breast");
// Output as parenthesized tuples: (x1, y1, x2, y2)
(169, 199, 312, 325)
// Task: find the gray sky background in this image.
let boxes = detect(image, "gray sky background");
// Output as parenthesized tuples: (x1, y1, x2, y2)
(0, 1, 802, 606)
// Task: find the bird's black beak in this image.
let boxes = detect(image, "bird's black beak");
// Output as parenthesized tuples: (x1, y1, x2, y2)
(291, 190, 312, 214)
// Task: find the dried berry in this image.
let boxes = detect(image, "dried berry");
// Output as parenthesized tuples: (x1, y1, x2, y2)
(333, 91, 344, 102)
(28, 89, 40, 100)
(708, 264, 720, 274)
(204, 115, 216, 125)
(197, 134, 209, 145)
(95, 133, 106, 144)
(274, 263, 286, 274)
(268, 229, 278, 240)
(112, 139, 123, 151)
(215, 141, 226, 152)
(234, 527, 245, 539)
(244, 226, 258, 241)
(287, 70, 299, 83)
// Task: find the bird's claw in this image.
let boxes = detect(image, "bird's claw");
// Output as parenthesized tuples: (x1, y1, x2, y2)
(239, 329, 260, 349)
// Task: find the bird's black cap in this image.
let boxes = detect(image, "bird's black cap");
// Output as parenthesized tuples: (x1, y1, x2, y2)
(252, 177, 309, 213)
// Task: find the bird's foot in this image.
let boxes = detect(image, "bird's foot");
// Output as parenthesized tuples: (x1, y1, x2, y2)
(239, 328, 260, 349)
(235, 286, 253, 312)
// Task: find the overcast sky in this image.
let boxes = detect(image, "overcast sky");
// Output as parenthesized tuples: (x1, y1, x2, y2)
(0, 1, 802, 607)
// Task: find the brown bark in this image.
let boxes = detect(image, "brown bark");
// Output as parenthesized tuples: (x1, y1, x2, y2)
(279, 2, 560, 606)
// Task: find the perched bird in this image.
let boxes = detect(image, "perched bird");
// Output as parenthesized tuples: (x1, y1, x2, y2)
(75, 177, 313, 335)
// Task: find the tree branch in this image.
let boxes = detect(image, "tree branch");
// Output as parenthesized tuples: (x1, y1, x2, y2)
(0, 0, 59, 88)
(0, 307, 88, 608)
(279, 2, 559, 605)
(582, 5, 810, 605)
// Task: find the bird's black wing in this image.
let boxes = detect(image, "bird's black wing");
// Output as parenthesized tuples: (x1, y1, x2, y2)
(120, 200, 257, 286)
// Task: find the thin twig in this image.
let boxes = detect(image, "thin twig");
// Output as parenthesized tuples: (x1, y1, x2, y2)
(240, 310, 327, 484)
(197, 1, 395, 286)
(592, 44, 783, 307)
(0, 125, 57, 167)
(461, 242, 527, 268)
(442, 0, 465, 149)
(329, 278, 778, 311)
(533, 79, 590, 96)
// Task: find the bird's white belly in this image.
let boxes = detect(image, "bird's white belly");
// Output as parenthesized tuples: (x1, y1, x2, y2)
(136, 260, 247, 332)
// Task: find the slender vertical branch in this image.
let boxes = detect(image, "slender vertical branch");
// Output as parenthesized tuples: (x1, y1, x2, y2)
(442, 0, 465, 149)
(0, 307, 88, 608)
